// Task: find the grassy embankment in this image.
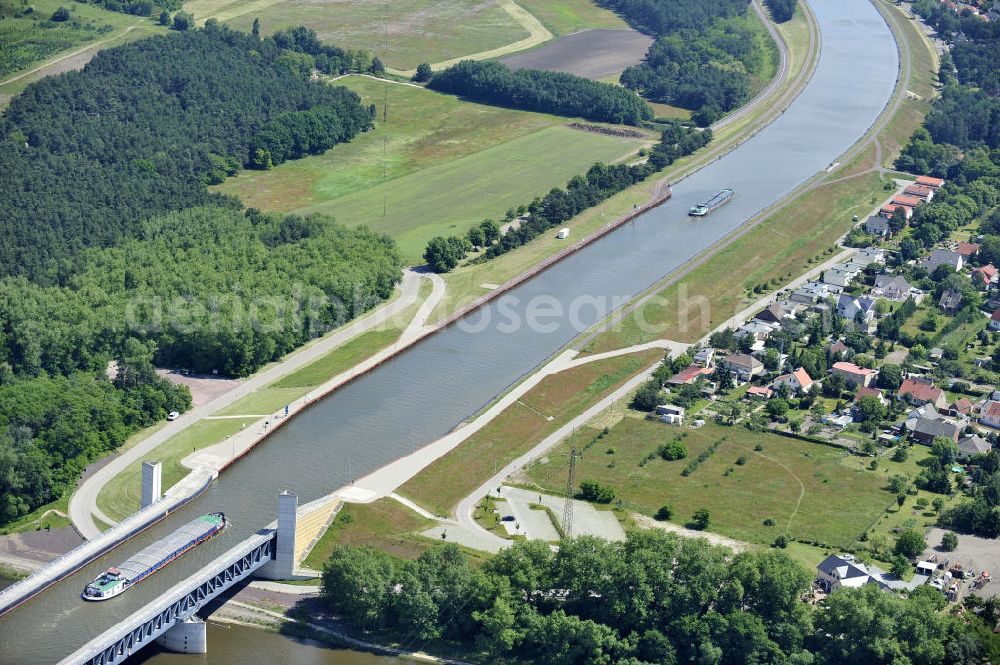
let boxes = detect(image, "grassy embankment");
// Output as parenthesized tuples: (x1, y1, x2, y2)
(583, 0, 937, 354)
(217, 76, 650, 264)
(515, 0, 627, 36)
(0, 0, 164, 103)
(96, 281, 431, 521)
(192, 0, 530, 71)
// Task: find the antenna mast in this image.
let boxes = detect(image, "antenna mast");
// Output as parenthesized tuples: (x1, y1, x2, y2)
(562, 447, 578, 538)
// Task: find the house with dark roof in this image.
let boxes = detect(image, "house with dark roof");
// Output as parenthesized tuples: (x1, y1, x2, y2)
(923, 249, 963, 273)
(872, 274, 912, 301)
(816, 554, 892, 592)
(864, 215, 891, 237)
(938, 289, 964, 314)
(911, 417, 960, 445)
(823, 265, 862, 288)
(836, 294, 876, 323)
(958, 435, 992, 460)
(754, 303, 787, 324)
(899, 378, 948, 411)
(790, 282, 831, 305)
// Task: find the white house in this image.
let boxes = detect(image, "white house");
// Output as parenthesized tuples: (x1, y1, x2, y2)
(836, 294, 876, 323)
(817, 554, 891, 592)
(823, 265, 862, 288)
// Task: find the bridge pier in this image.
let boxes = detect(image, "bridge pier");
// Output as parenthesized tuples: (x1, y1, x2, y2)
(154, 616, 207, 654)
(256, 490, 298, 580)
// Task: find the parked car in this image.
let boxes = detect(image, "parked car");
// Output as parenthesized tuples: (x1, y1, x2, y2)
(500, 515, 515, 522)
(167, 411, 180, 421)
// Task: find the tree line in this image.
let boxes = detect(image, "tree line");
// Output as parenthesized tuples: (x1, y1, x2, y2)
(424, 121, 712, 272)
(0, 22, 373, 283)
(427, 59, 653, 126)
(322, 535, 998, 664)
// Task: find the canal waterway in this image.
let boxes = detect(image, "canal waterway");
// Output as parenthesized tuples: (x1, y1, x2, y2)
(0, 0, 899, 662)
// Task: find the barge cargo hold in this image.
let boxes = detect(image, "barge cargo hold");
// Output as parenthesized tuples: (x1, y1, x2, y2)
(82, 512, 226, 601)
(689, 189, 735, 217)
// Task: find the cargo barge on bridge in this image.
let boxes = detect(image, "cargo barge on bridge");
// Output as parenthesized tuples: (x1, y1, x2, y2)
(82, 512, 226, 601)
(689, 189, 735, 217)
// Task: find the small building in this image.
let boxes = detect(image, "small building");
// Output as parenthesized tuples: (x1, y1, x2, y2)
(904, 184, 936, 202)
(772, 367, 814, 394)
(923, 249, 964, 273)
(735, 321, 776, 343)
(824, 265, 862, 288)
(911, 417, 960, 445)
(854, 248, 887, 266)
(557, 228, 570, 239)
(817, 554, 892, 592)
(899, 377, 948, 411)
(832, 361, 878, 388)
(829, 340, 849, 358)
(718, 353, 764, 383)
(990, 309, 1000, 332)
(872, 274, 912, 301)
(854, 385, 887, 405)
(956, 242, 980, 261)
(746, 386, 773, 400)
(693, 348, 715, 368)
(836, 294, 876, 323)
(893, 194, 924, 210)
(916, 560, 938, 577)
(950, 397, 973, 417)
(656, 405, 685, 424)
(754, 303, 787, 324)
(864, 215, 892, 237)
(958, 434, 992, 459)
(980, 400, 1000, 429)
(938, 289, 964, 314)
(881, 204, 912, 221)
(915, 175, 945, 189)
(669, 365, 714, 386)
(972, 264, 998, 290)
(790, 282, 831, 305)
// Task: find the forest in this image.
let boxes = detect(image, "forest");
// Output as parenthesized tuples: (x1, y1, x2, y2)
(427, 60, 653, 126)
(322, 536, 999, 664)
(424, 120, 712, 272)
(607, 0, 776, 118)
(0, 22, 375, 283)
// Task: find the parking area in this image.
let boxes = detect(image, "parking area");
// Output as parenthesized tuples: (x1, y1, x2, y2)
(921, 528, 998, 600)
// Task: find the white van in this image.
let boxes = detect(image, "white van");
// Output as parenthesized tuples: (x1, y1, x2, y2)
(557, 228, 570, 239)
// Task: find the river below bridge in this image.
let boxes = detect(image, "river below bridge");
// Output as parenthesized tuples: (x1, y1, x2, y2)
(0, 0, 899, 662)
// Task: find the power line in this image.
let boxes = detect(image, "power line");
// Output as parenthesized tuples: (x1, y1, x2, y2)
(562, 447, 578, 538)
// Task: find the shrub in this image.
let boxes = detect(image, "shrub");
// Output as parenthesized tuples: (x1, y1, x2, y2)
(654, 505, 673, 521)
(691, 508, 710, 530)
(50, 6, 70, 21)
(773, 535, 789, 548)
(412, 63, 433, 82)
(578, 480, 615, 504)
(941, 531, 958, 552)
(735, 456, 747, 465)
(658, 441, 688, 461)
(763, 518, 775, 527)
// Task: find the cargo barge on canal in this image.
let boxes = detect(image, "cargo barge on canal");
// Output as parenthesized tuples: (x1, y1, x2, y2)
(82, 512, 227, 601)
(689, 189, 735, 217)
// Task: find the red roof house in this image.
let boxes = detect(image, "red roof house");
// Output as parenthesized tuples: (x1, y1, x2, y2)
(915, 175, 945, 188)
(893, 194, 924, 208)
(904, 184, 936, 201)
(956, 242, 981, 259)
(832, 362, 878, 388)
(899, 378, 947, 410)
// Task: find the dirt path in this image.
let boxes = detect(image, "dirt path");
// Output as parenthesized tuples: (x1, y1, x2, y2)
(386, 0, 553, 78)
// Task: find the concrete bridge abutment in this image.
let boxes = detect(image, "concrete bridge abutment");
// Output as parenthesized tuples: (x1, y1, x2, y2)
(154, 616, 207, 654)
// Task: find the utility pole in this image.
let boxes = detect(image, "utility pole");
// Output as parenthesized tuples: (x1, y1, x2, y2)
(562, 447, 578, 538)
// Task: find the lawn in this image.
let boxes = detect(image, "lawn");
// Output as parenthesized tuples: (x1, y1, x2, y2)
(198, 0, 530, 70)
(97, 419, 247, 521)
(524, 419, 893, 548)
(302, 499, 435, 567)
(515, 0, 627, 36)
(397, 348, 665, 517)
(215, 77, 646, 263)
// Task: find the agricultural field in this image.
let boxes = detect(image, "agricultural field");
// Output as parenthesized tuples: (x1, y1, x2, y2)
(216, 76, 649, 263)
(523, 419, 894, 549)
(195, 0, 530, 70)
(515, 0, 627, 36)
(501, 28, 651, 80)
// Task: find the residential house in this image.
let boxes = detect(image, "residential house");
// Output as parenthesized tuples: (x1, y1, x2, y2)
(817, 554, 892, 592)
(829, 340, 849, 358)
(950, 397, 974, 417)
(854, 248, 887, 266)
(669, 365, 715, 386)
(956, 242, 980, 262)
(904, 184, 936, 202)
(735, 321, 776, 347)
(823, 265, 862, 288)
(980, 401, 1000, 429)
(922, 249, 963, 273)
(972, 264, 998, 290)
(754, 303, 787, 324)
(790, 282, 830, 305)
(915, 175, 945, 189)
(772, 367, 814, 394)
(911, 417, 960, 445)
(893, 194, 924, 210)
(718, 353, 764, 382)
(939, 289, 963, 314)
(872, 274, 912, 301)
(899, 377, 948, 411)
(832, 361, 878, 388)
(854, 386, 887, 405)
(864, 215, 891, 238)
(990, 309, 1000, 332)
(746, 386, 773, 400)
(693, 348, 715, 367)
(656, 404, 685, 424)
(881, 204, 912, 221)
(836, 294, 876, 323)
(958, 435, 992, 460)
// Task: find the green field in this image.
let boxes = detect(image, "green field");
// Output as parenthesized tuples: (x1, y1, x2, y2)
(216, 76, 648, 263)
(191, 0, 529, 70)
(525, 419, 892, 548)
(516, 0, 626, 36)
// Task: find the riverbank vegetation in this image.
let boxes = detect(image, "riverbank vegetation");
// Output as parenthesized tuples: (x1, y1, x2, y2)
(321, 536, 998, 664)
(427, 59, 653, 125)
(602, 0, 779, 122)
